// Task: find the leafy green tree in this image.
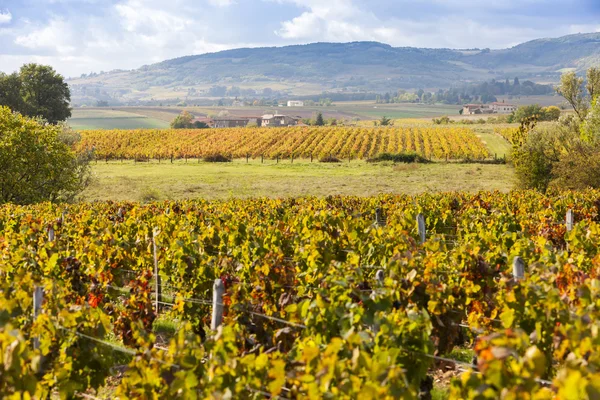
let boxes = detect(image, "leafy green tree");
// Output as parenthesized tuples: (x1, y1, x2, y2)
(171, 111, 194, 129)
(315, 112, 325, 126)
(542, 106, 561, 121)
(193, 121, 210, 129)
(18, 64, 72, 123)
(0, 106, 90, 204)
(556, 71, 588, 120)
(581, 98, 600, 144)
(0, 72, 23, 112)
(586, 67, 600, 101)
(509, 104, 545, 123)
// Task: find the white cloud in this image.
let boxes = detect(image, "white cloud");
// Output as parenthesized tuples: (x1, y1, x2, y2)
(15, 18, 77, 54)
(1, 0, 598, 77)
(0, 10, 12, 24)
(208, 0, 236, 6)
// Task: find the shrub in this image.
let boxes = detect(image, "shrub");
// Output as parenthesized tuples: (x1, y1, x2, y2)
(319, 155, 341, 163)
(203, 154, 232, 163)
(367, 152, 430, 163)
(139, 187, 162, 203)
(0, 106, 90, 204)
(432, 116, 450, 125)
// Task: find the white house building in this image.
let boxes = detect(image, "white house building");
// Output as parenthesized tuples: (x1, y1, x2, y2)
(287, 100, 304, 107)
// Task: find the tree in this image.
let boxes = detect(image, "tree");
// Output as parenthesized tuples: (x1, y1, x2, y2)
(0, 72, 23, 112)
(581, 97, 600, 144)
(0, 106, 90, 204)
(171, 111, 194, 129)
(315, 112, 324, 126)
(193, 121, 209, 129)
(17, 64, 72, 123)
(379, 116, 393, 126)
(556, 71, 587, 120)
(509, 104, 545, 123)
(542, 106, 561, 121)
(586, 67, 600, 101)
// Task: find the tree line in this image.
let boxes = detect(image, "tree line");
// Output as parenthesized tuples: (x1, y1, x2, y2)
(376, 78, 555, 105)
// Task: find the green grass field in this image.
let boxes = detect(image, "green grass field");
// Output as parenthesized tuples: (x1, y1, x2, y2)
(81, 160, 515, 202)
(69, 108, 170, 130)
(68, 102, 467, 130)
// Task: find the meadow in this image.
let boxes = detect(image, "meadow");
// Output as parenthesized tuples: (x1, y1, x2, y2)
(81, 160, 515, 202)
(68, 108, 170, 130)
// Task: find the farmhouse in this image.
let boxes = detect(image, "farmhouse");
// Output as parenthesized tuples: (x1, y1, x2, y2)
(462, 104, 493, 115)
(213, 117, 253, 128)
(490, 102, 517, 113)
(261, 114, 299, 127)
(462, 102, 517, 115)
(287, 100, 304, 107)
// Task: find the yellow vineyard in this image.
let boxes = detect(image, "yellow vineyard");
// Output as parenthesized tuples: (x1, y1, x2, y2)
(76, 126, 490, 160)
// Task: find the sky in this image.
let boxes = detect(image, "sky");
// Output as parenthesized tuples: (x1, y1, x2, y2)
(0, 0, 599, 78)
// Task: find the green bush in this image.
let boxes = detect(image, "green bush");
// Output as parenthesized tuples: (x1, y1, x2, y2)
(319, 155, 341, 163)
(203, 154, 232, 163)
(0, 106, 90, 204)
(367, 152, 430, 163)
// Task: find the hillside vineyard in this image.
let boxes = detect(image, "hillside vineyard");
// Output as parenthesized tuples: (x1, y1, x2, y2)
(1, 191, 599, 398)
(75, 126, 490, 160)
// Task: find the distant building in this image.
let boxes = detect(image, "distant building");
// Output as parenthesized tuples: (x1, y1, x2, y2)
(192, 117, 214, 127)
(462, 104, 493, 115)
(490, 102, 517, 114)
(287, 100, 304, 107)
(261, 114, 299, 127)
(462, 102, 516, 115)
(213, 118, 253, 128)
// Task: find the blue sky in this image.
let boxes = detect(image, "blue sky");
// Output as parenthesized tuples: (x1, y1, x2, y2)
(0, 0, 599, 78)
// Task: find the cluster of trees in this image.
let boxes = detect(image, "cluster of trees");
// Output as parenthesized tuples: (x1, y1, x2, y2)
(170, 111, 209, 129)
(507, 105, 562, 123)
(207, 86, 281, 98)
(0, 64, 91, 204)
(0, 64, 72, 124)
(300, 112, 326, 126)
(376, 78, 554, 105)
(512, 67, 600, 191)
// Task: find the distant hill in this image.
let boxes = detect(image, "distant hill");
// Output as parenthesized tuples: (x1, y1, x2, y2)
(68, 33, 600, 105)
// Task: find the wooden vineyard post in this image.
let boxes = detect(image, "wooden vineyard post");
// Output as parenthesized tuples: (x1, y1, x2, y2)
(152, 230, 161, 312)
(33, 286, 44, 350)
(261, 154, 264, 164)
(513, 256, 525, 281)
(171, 154, 174, 164)
(276, 155, 279, 164)
(417, 214, 426, 244)
(48, 226, 55, 242)
(33, 286, 43, 351)
(291, 153, 294, 164)
(310, 153, 313, 163)
(375, 208, 386, 227)
(566, 209, 574, 232)
(246, 154, 249, 164)
(211, 279, 225, 330)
